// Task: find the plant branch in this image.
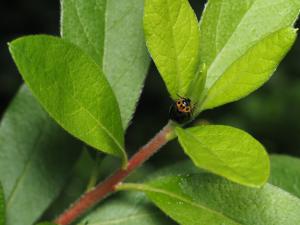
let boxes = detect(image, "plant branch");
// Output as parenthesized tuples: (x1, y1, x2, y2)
(54, 121, 177, 225)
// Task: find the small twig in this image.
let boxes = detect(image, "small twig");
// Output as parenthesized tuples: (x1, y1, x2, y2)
(54, 121, 177, 225)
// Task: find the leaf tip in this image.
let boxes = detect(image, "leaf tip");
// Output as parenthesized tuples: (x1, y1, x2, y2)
(7, 41, 15, 54)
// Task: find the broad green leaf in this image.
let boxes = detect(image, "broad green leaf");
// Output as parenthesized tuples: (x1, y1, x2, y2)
(77, 192, 174, 225)
(199, 0, 300, 109)
(153, 158, 300, 197)
(269, 154, 300, 198)
(62, 0, 150, 128)
(176, 125, 269, 187)
(0, 86, 81, 225)
(189, 63, 207, 113)
(0, 183, 4, 225)
(144, 0, 200, 99)
(61, 0, 106, 67)
(151, 160, 202, 180)
(119, 173, 300, 225)
(9, 35, 127, 163)
(202, 28, 297, 110)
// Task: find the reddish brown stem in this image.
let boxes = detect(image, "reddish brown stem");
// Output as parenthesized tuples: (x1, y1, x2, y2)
(54, 121, 176, 225)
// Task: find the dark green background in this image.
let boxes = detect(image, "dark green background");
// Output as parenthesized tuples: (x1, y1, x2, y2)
(1, 0, 300, 164)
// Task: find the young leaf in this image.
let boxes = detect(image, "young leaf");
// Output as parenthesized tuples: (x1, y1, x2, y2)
(0, 183, 4, 225)
(199, 0, 300, 109)
(269, 154, 300, 198)
(189, 63, 207, 111)
(176, 125, 269, 187)
(0, 86, 81, 225)
(62, 0, 150, 128)
(119, 174, 300, 225)
(9, 35, 127, 163)
(144, 0, 200, 99)
(76, 192, 174, 225)
(202, 28, 297, 110)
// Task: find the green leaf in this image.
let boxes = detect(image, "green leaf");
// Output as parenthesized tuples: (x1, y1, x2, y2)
(0, 86, 81, 225)
(119, 173, 300, 225)
(76, 192, 175, 225)
(144, 0, 200, 99)
(189, 63, 207, 113)
(61, 0, 106, 67)
(151, 160, 202, 180)
(36, 223, 57, 225)
(0, 183, 4, 225)
(202, 28, 297, 110)
(269, 154, 300, 198)
(176, 125, 269, 187)
(199, 0, 300, 109)
(62, 0, 150, 128)
(9, 35, 127, 163)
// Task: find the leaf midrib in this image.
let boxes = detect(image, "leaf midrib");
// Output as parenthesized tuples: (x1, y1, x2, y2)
(5, 116, 49, 208)
(70, 0, 102, 63)
(118, 183, 242, 225)
(206, 0, 257, 89)
(69, 91, 124, 157)
(165, 0, 182, 94)
(11, 44, 126, 161)
(63, 59, 125, 159)
(201, 27, 291, 110)
(181, 129, 254, 183)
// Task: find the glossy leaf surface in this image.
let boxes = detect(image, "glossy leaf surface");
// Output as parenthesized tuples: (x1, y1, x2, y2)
(9, 35, 126, 162)
(144, 0, 200, 99)
(176, 125, 269, 187)
(199, 0, 300, 109)
(62, 0, 150, 127)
